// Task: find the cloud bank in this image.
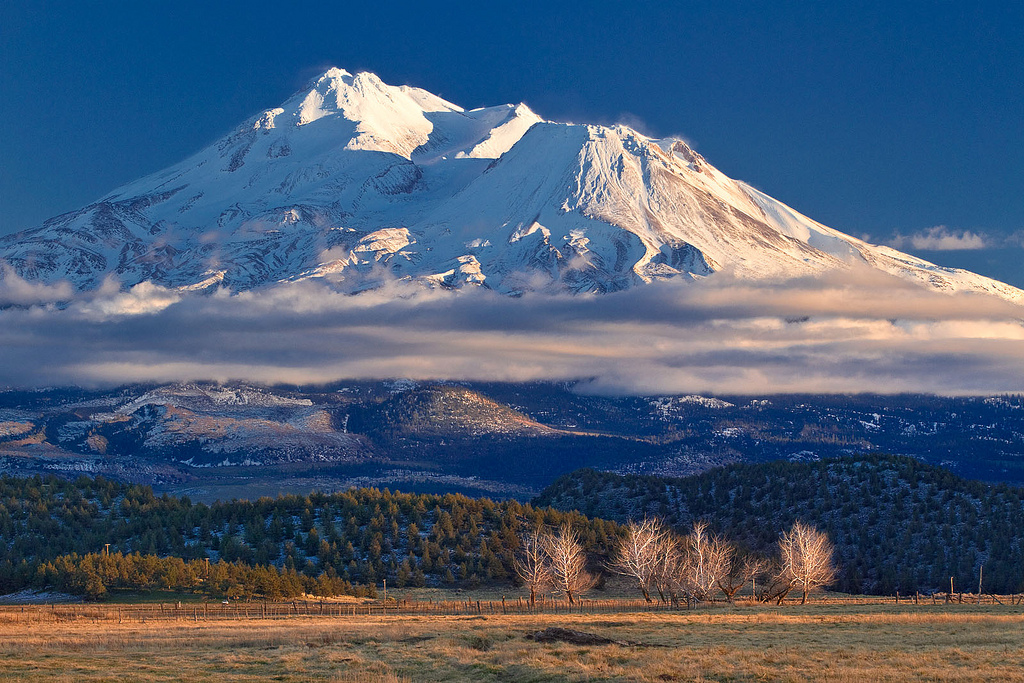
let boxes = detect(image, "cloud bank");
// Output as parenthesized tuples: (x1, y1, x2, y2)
(889, 226, 989, 251)
(1, 268, 1023, 395)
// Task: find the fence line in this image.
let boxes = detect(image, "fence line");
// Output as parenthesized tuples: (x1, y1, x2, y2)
(0, 593, 1020, 624)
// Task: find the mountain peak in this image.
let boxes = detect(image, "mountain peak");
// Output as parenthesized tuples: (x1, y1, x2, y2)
(272, 68, 465, 156)
(1, 69, 1021, 305)
(316, 66, 353, 82)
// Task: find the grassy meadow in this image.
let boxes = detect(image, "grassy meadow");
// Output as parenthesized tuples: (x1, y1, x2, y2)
(1, 602, 1023, 681)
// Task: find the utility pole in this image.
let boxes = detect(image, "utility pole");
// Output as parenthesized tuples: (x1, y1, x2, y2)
(104, 543, 110, 556)
(383, 578, 387, 603)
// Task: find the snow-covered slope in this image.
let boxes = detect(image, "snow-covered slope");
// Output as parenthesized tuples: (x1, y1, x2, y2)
(2, 67, 1020, 302)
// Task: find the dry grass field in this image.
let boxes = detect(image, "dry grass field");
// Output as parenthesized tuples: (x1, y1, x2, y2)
(1, 603, 1023, 681)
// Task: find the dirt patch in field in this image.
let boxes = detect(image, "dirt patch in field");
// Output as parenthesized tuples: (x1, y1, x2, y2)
(526, 626, 659, 647)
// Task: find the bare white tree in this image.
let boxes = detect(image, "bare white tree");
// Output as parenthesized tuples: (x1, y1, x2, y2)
(541, 525, 596, 604)
(610, 518, 668, 602)
(514, 528, 552, 607)
(677, 521, 731, 603)
(776, 521, 837, 604)
(651, 531, 682, 604)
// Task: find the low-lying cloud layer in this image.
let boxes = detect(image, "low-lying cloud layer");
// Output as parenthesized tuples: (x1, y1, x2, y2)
(2, 267, 1023, 395)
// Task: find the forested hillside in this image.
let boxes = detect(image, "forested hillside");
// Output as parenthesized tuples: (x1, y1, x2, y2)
(0, 474, 618, 599)
(5, 455, 1023, 601)
(534, 455, 1024, 594)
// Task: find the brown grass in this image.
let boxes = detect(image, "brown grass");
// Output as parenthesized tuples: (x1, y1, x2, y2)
(0, 603, 1022, 681)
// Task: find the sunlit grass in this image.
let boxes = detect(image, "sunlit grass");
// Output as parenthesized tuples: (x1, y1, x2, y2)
(0, 603, 1022, 681)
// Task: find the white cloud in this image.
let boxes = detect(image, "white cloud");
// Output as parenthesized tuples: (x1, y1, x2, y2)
(76, 280, 182, 317)
(1, 271, 1024, 395)
(889, 226, 988, 251)
(0, 264, 74, 306)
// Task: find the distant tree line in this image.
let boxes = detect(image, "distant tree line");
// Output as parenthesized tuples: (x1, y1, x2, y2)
(33, 552, 367, 601)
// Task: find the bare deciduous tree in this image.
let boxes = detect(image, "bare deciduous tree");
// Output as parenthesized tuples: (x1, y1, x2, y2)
(757, 558, 794, 605)
(776, 521, 837, 604)
(514, 528, 552, 607)
(717, 554, 768, 603)
(610, 518, 667, 602)
(677, 521, 731, 602)
(651, 532, 682, 604)
(541, 525, 596, 604)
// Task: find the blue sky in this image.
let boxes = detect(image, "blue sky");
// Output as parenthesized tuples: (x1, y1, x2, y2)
(2, 0, 1022, 285)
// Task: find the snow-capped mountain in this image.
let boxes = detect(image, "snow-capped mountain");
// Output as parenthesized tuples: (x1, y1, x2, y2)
(2, 67, 1021, 302)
